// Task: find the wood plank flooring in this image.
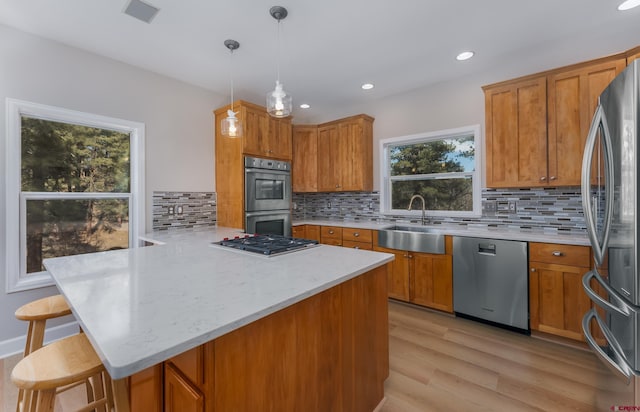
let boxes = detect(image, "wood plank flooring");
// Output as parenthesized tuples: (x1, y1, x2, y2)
(1, 300, 626, 411)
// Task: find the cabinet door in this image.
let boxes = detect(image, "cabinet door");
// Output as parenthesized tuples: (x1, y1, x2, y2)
(130, 365, 163, 412)
(305, 225, 321, 242)
(337, 118, 373, 191)
(484, 77, 548, 187)
(292, 225, 306, 238)
(292, 126, 318, 192)
(547, 57, 626, 186)
(268, 117, 292, 160)
(411, 252, 453, 313)
(317, 125, 340, 191)
(164, 363, 204, 412)
(242, 105, 269, 157)
(529, 262, 591, 341)
(373, 245, 409, 301)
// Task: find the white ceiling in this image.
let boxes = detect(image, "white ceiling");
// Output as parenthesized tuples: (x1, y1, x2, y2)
(1, 0, 639, 123)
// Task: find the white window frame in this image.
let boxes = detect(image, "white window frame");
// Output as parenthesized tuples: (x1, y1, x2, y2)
(379, 124, 482, 218)
(4, 98, 145, 293)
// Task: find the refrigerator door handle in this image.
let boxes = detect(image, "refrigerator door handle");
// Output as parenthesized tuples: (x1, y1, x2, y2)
(583, 270, 633, 317)
(581, 104, 614, 266)
(582, 309, 635, 383)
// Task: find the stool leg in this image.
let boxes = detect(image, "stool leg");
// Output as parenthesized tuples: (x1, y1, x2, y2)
(35, 389, 56, 412)
(25, 319, 46, 355)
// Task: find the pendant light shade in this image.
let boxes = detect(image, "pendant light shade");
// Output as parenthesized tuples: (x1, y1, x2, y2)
(266, 6, 292, 118)
(221, 39, 242, 138)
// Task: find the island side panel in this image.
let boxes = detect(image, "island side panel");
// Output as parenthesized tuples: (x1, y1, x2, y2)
(214, 264, 389, 412)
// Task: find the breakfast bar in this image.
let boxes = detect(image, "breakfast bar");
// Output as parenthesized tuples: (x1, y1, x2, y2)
(43, 227, 394, 411)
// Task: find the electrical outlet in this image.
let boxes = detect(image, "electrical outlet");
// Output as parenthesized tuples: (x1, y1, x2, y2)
(168, 206, 174, 215)
(292, 202, 297, 210)
(327, 202, 332, 209)
(176, 205, 183, 215)
(508, 201, 517, 213)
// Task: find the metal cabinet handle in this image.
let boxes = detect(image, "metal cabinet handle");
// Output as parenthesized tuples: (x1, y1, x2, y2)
(328, 230, 334, 234)
(530, 268, 536, 272)
(552, 251, 563, 257)
(549, 176, 556, 180)
(540, 176, 547, 181)
(354, 233, 360, 237)
(408, 255, 413, 259)
(354, 246, 360, 250)
(403, 254, 408, 258)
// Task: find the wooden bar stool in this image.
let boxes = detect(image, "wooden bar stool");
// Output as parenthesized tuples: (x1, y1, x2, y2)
(15, 294, 72, 356)
(11, 333, 114, 412)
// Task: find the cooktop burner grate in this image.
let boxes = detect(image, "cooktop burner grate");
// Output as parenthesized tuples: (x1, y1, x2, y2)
(214, 234, 318, 255)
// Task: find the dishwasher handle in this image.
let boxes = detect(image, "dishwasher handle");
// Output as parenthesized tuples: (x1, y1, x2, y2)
(477, 243, 496, 256)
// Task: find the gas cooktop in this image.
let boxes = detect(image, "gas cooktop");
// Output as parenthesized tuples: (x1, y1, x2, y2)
(214, 234, 319, 256)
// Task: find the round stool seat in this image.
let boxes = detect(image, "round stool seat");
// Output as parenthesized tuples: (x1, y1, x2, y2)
(11, 333, 104, 391)
(15, 294, 71, 321)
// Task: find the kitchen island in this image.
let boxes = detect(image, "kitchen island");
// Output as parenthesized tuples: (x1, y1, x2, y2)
(43, 227, 394, 411)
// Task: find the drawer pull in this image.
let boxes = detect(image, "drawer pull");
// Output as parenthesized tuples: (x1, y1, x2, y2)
(329, 230, 334, 234)
(354, 232, 360, 237)
(552, 251, 563, 257)
(531, 268, 536, 272)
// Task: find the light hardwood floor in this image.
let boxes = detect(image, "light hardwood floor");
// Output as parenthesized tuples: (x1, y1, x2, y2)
(1, 301, 625, 411)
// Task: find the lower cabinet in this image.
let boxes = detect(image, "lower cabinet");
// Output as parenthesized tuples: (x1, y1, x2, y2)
(374, 235, 453, 313)
(292, 224, 321, 242)
(165, 363, 204, 412)
(529, 242, 591, 341)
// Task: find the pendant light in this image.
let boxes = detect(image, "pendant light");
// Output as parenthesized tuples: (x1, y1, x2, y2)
(221, 39, 242, 138)
(266, 6, 292, 118)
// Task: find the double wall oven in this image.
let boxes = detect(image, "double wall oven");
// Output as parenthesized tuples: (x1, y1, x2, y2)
(244, 156, 292, 236)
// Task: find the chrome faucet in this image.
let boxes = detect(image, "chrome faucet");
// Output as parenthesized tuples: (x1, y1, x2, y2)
(408, 194, 427, 225)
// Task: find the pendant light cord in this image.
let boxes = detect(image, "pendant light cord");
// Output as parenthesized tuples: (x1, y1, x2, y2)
(276, 18, 281, 83)
(229, 47, 234, 113)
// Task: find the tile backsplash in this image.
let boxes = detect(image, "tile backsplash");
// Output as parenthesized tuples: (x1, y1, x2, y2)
(152, 191, 216, 230)
(293, 187, 585, 234)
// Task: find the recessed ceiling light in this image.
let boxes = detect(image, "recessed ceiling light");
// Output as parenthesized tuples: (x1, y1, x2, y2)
(456, 51, 475, 61)
(618, 0, 640, 10)
(361, 83, 374, 90)
(300, 104, 310, 109)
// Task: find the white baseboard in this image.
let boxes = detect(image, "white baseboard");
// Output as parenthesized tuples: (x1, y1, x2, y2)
(0, 321, 79, 359)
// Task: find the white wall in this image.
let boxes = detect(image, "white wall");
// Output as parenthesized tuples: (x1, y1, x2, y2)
(0, 23, 226, 351)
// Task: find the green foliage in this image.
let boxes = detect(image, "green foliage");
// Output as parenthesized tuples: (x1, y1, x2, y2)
(21, 117, 131, 273)
(389, 136, 474, 211)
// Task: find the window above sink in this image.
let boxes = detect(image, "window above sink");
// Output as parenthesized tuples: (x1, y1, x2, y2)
(379, 124, 482, 219)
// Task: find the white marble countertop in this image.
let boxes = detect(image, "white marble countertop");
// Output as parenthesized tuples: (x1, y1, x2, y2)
(43, 226, 394, 379)
(293, 219, 590, 246)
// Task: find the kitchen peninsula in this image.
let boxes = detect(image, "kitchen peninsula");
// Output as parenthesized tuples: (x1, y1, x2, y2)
(43, 227, 394, 411)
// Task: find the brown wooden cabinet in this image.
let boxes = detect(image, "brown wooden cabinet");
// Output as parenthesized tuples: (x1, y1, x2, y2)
(529, 242, 592, 341)
(130, 266, 389, 412)
(292, 114, 373, 193)
(320, 225, 343, 246)
(374, 235, 453, 313)
(484, 55, 626, 188)
(318, 115, 374, 192)
(484, 76, 547, 188)
(292, 125, 318, 192)
(547, 57, 626, 186)
(214, 100, 292, 229)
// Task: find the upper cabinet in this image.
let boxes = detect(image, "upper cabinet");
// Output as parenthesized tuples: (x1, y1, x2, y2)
(292, 125, 318, 192)
(547, 57, 626, 186)
(484, 54, 626, 188)
(214, 100, 292, 161)
(484, 76, 547, 188)
(292, 114, 374, 193)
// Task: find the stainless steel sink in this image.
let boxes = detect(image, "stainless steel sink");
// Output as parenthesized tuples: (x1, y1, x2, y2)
(377, 225, 445, 254)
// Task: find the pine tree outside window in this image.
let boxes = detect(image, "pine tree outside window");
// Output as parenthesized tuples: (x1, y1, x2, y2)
(379, 125, 481, 218)
(4, 99, 145, 292)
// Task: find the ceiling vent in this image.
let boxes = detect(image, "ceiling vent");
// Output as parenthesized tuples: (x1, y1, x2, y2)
(124, 0, 160, 24)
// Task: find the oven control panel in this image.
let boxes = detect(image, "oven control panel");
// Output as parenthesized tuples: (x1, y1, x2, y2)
(245, 156, 290, 171)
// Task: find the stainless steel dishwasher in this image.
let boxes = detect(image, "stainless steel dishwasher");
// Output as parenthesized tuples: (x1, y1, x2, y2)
(453, 236, 529, 332)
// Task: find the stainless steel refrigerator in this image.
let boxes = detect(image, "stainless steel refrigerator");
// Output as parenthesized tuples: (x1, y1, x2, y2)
(581, 59, 639, 406)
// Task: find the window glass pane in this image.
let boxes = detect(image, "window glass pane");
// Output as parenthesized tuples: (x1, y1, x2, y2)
(391, 177, 473, 211)
(21, 116, 130, 193)
(26, 199, 129, 273)
(389, 135, 475, 176)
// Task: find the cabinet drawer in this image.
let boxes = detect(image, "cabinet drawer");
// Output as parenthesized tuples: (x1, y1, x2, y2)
(342, 228, 372, 243)
(292, 225, 305, 238)
(342, 240, 373, 250)
(320, 226, 343, 240)
(529, 243, 590, 267)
